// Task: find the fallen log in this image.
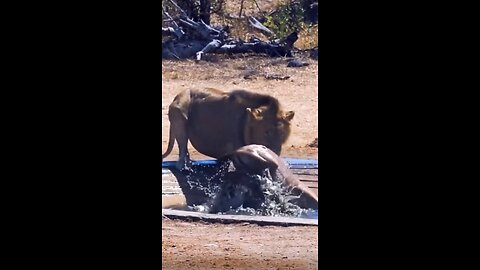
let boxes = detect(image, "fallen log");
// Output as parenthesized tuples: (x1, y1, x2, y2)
(163, 35, 297, 60)
(161, 0, 298, 60)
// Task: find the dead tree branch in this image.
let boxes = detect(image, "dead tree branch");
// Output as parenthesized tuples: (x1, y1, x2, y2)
(161, 0, 298, 60)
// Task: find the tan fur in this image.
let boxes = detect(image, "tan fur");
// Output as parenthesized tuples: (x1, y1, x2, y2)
(162, 88, 295, 170)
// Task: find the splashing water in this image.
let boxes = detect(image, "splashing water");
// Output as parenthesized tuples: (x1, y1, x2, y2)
(246, 169, 310, 218)
(187, 166, 317, 219)
(184, 162, 231, 199)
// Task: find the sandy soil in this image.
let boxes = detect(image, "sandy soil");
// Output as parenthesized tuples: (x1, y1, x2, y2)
(162, 56, 318, 269)
(162, 219, 318, 270)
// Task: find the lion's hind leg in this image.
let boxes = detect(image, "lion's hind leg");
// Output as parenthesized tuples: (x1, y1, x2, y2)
(168, 92, 192, 171)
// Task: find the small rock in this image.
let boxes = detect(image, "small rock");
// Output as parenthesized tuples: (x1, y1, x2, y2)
(287, 59, 309, 67)
(310, 47, 319, 60)
(307, 138, 318, 148)
(265, 74, 290, 80)
(241, 69, 257, 80)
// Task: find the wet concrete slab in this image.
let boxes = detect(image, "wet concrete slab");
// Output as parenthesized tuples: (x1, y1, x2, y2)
(162, 209, 318, 227)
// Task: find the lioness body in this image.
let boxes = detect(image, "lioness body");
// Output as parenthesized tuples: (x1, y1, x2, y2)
(162, 88, 294, 170)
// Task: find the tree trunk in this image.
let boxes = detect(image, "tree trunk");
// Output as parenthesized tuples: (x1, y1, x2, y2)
(199, 0, 211, 24)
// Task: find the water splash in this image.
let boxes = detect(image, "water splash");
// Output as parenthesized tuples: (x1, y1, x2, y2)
(187, 166, 317, 219)
(247, 169, 310, 218)
(184, 162, 231, 199)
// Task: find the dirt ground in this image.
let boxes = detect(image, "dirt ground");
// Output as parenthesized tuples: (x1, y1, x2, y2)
(162, 219, 318, 270)
(162, 56, 318, 269)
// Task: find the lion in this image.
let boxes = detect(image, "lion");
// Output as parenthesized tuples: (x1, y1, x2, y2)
(162, 88, 295, 171)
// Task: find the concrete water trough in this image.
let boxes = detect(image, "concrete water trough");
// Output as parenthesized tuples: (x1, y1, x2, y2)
(161, 158, 319, 226)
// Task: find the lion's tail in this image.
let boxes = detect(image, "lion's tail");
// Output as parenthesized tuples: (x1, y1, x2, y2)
(162, 125, 175, 160)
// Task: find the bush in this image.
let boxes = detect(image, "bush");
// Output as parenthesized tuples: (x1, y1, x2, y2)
(263, 0, 318, 48)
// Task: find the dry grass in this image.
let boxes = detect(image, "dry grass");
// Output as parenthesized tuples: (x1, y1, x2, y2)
(210, 0, 318, 49)
(295, 24, 318, 49)
(220, 0, 280, 16)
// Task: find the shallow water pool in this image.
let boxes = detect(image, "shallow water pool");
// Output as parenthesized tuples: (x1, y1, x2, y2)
(162, 158, 318, 220)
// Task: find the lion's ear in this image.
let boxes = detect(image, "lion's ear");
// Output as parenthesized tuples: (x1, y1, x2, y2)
(284, 111, 295, 121)
(246, 107, 264, 120)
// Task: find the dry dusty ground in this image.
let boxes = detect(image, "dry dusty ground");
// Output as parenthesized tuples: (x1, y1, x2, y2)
(162, 56, 318, 269)
(162, 219, 318, 270)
